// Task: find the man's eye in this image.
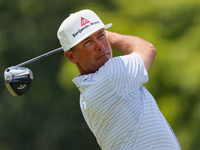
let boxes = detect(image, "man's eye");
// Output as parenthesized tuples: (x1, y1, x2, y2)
(99, 34, 104, 37)
(84, 40, 91, 45)
(98, 34, 105, 39)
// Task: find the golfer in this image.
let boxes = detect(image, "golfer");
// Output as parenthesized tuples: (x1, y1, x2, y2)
(57, 9, 181, 150)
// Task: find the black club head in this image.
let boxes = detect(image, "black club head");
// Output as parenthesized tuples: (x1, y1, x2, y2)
(4, 66, 33, 96)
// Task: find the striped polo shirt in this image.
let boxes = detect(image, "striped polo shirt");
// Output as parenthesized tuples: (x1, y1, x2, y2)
(73, 53, 180, 150)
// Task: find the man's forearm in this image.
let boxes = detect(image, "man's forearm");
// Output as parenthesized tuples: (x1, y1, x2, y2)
(105, 30, 153, 54)
(105, 30, 157, 71)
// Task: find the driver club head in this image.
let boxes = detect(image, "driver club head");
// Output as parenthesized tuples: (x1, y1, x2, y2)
(4, 66, 33, 96)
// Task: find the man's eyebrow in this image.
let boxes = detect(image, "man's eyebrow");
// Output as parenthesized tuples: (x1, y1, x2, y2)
(97, 29, 105, 34)
(81, 29, 105, 43)
(82, 37, 90, 43)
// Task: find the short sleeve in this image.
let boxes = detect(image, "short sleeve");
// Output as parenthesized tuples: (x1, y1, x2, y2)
(107, 53, 149, 92)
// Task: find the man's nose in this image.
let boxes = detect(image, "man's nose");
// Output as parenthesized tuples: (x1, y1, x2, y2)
(95, 39, 104, 52)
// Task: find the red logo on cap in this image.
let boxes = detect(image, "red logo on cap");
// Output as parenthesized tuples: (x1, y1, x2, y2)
(81, 17, 90, 26)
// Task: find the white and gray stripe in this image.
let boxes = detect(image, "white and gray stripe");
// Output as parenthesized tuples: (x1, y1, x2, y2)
(73, 53, 180, 150)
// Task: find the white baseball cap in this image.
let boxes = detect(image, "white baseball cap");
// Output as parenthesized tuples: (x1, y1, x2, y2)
(57, 9, 112, 51)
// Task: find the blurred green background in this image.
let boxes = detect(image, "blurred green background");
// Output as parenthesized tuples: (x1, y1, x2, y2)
(0, 0, 200, 149)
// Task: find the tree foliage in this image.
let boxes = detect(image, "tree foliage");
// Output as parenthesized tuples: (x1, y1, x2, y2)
(0, 0, 200, 149)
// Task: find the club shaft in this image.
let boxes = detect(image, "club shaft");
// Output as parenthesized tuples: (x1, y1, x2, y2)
(16, 47, 63, 67)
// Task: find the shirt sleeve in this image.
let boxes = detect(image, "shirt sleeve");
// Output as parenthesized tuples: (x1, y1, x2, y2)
(108, 53, 149, 92)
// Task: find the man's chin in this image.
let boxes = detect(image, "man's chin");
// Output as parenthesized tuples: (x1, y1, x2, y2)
(98, 57, 110, 68)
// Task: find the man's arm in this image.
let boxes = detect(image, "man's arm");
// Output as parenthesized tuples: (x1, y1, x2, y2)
(105, 30, 157, 72)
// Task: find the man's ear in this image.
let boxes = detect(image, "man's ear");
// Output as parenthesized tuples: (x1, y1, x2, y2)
(64, 51, 77, 64)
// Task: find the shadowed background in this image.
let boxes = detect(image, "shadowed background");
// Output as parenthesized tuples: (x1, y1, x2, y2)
(0, 0, 200, 149)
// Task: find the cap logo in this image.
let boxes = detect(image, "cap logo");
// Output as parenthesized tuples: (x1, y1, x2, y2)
(81, 17, 90, 26)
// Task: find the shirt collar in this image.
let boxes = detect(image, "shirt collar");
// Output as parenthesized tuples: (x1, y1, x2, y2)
(72, 73, 94, 88)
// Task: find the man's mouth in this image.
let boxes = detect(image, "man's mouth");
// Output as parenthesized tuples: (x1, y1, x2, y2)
(96, 52, 109, 60)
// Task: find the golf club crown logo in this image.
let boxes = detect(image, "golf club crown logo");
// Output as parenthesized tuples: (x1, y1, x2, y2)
(18, 84, 27, 90)
(72, 17, 100, 38)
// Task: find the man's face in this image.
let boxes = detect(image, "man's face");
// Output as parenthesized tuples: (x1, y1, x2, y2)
(66, 29, 112, 75)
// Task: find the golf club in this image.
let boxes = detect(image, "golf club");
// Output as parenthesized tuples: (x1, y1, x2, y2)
(4, 47, 63, 96)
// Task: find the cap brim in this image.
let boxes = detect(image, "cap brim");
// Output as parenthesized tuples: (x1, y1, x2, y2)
(69, 23, 113, 50)
(103, 23, 113, 29)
